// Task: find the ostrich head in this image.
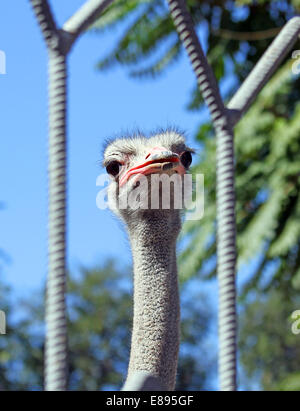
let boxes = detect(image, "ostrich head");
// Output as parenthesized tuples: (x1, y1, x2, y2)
(103, 130, 194, 227)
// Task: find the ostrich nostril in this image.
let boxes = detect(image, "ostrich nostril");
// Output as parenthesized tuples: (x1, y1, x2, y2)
(145, 153, 150, 160)
(162, 162, 174, 171)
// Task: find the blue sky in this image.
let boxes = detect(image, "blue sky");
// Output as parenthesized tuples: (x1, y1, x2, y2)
(0, 1, 206, 297)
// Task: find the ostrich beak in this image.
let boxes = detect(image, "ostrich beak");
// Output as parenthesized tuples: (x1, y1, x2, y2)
(119, 146, 186, 187)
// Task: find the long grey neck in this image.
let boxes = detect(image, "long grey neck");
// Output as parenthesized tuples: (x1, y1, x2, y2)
(126, 211, 181, 390)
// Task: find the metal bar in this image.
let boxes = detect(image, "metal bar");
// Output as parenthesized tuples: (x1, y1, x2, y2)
(45, 49, 68, 391)
(29, 0, 117, 391)
(63, 0, 114, 39)
(29, 0, 59, 50)
(29, 0, 68, 392)
(215, 126, 237, 392)
(228, 16, 300, 126)
(167, 0, 226, 125)
(167, 0, 237, 391)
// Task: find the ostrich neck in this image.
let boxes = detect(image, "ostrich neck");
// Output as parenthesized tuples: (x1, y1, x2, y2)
(127, 211, 180, 390)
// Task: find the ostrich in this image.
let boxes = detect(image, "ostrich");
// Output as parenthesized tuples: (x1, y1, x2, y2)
(103, 130, 193, 390)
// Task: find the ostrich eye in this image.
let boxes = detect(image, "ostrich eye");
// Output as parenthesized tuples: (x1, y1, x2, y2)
(180, 151, 192, 169)
(106, 160, 122, 177)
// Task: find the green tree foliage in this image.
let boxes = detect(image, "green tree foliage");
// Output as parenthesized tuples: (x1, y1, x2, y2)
(239, 287, 300, 390)
(0, 284, 44, 390)
(92, 0, 299, 82)
(67, 261, 132, 390)
(0, 261, 214, 390)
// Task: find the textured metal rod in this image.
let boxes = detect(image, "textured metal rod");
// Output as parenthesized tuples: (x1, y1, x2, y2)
(29, 0, 68, 392)
(63, 0, 114, 39)
(29, 0, 59, 50)
(215, 126, 237, 392)
(228, 16, 300, 126)
(167, 0, 226, 126)
(45, 50, 68, 391)
(167, 0, 237, 391)
(29, 0, 118, 391)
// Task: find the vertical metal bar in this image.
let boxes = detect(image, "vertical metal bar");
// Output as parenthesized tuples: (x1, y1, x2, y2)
(45, 50, 68, 391)
(215, 126, 237, 391)
(30, 0, 115, 391)
(167, 0, 237, 390)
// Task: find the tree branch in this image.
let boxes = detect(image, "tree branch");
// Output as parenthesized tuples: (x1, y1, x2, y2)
(213, 27, 281, 41)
